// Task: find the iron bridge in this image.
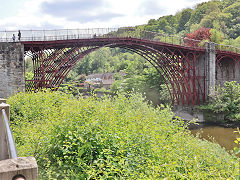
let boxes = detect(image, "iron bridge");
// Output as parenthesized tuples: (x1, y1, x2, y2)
(1, 28, 239, 106)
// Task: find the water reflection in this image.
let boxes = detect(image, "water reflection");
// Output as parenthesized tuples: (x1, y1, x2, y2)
(190, 123, 240, 152)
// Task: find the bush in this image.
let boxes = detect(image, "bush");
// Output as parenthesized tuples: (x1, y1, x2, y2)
(8, 91, 239, 179)
(201, 81, 240, 122)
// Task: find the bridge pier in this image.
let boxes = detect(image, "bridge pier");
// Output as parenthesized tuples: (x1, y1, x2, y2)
(206, 42, 216, 95)
(174, 42, 217, 121)
(0, 43, 25, 98)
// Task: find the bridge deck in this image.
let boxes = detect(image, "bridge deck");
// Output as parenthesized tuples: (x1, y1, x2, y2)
(0, 28, 238, 55)
(21, 37, 206, 53)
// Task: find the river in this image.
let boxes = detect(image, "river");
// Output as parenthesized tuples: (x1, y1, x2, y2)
(189, 123, 240, 153)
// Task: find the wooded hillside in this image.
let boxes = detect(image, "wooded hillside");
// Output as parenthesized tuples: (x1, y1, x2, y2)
(143, 0, 240, 46)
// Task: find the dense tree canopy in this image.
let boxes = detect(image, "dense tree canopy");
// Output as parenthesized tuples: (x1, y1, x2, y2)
(143, 0, 240, 46)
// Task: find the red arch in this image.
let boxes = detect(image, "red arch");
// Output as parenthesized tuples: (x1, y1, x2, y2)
(24, 37, 206, 105)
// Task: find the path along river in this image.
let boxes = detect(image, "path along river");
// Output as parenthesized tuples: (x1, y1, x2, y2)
(189, 123, 240, 154)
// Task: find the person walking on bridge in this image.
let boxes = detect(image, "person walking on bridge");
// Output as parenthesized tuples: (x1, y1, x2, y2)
(12, 34, 15, 42)
(18, 30, 21, 41)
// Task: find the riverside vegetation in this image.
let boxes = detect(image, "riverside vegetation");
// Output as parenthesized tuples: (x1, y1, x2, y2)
(8, 91, 239, 179)
(201, 81, 240, 123)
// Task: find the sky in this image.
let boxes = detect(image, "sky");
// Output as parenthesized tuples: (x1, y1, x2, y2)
(0, 0, 209, 30)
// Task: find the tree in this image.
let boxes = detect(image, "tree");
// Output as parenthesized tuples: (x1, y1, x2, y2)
(210, 29, 224, 43)
(223, 2, 240, 20)
(228, 23, 240, 39)
(177, 8, 193, 33)
(185, 28, 211, 47)
(189, 2, 208, 24)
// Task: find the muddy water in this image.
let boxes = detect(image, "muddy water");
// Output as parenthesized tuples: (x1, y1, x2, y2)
(190, 123, 240, 152)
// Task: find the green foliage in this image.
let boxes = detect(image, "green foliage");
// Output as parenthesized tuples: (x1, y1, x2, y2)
(94, 87, 110, 93)
(228, 23, 240, 39)
(25, 57, 33, 73)
(58, 83, 83, 97)
(223, 2, 240, 20)
(189, 2, 209, 25)
(63, 70, 79, 83)
(69, 47, 147, 80)
(201, 81, 240, 122)
(176, 8, 193, 33)
(25, 72, 34, 80)
(233, 128, 240, 156)
(159, 84, 172, 105)
(8, 91, 239, 179)
(199, 2, 221, 28)
(73, 48, 120, 76)
(111, 67, 166, 105)
(210, 29, 224, 43)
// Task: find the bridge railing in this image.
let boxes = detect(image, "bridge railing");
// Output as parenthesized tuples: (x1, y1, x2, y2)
(0, 100, 38, 179)
(0, 28, 204, 48)
(0, 99, 17, 160)
(0, 28, 119, 42)
(215, 43, 240, 54)
(1, 107, 17, 159)
(0, 28, 239, 53)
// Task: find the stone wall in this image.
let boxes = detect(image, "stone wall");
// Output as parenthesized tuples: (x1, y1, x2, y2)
(0, 43, 24, 98)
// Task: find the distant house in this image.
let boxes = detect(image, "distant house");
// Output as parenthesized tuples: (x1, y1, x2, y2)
(85, 72, 115, 89)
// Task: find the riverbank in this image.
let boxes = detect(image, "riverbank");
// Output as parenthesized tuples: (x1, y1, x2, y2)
(173, 105, 240, 128)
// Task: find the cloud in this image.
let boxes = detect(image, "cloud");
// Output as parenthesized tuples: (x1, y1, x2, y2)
(140, 0, 168, 16)
(41, 0, 123, 23)
(0, 0, 210, 30)
(41, 0, 103, 18)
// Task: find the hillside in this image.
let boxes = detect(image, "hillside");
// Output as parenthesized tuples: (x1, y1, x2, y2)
(142, 0, 240, 46)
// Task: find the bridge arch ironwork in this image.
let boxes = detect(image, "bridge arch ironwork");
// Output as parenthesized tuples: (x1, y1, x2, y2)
(24, 39, 206, 105)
